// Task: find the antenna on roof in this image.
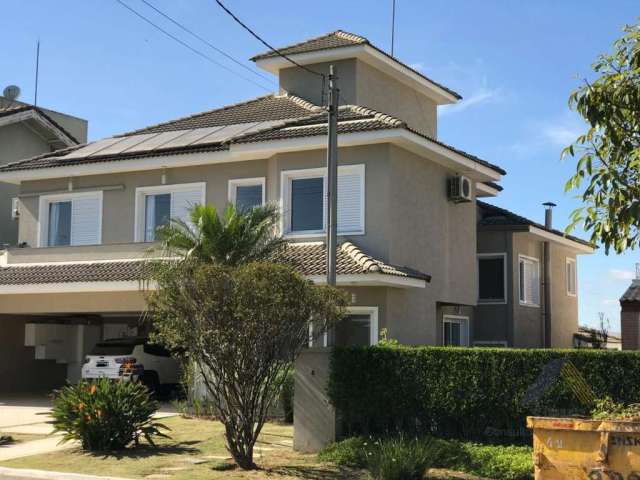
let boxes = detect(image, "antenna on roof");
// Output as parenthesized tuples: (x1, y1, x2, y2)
(34, 39, 40, 106)
(391, 0, 396, 57)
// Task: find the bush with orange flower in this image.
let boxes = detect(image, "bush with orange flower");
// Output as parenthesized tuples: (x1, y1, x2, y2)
(51, 378, 169, 451)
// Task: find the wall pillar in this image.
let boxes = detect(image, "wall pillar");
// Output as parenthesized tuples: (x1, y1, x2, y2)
(293, 348, 337, 453)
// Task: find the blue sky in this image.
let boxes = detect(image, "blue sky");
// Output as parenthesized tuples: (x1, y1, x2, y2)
(2, 1, 638, 330)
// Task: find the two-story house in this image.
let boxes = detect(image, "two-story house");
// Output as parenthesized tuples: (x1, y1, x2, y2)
(0, 31, 589, 392)
(0, 95, 87, 247)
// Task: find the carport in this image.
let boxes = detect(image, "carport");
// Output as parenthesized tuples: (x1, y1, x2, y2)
(0, 262, 147, 394)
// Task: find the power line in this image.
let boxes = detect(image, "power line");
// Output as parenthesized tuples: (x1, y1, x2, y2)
(138, 0, 275, 85)
(115, 0, 272, 92)
(212, 0, 324, 80)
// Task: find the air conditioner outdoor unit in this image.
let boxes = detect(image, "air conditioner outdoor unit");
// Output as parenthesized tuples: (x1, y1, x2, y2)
(448, 175, 472, 203)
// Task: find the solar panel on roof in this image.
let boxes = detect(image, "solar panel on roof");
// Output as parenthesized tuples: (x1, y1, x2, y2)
(61, 137, 126, 159)
(122, 130, 192, 153)
(92, 133, 160, 157)
(156, 126, 228, 149)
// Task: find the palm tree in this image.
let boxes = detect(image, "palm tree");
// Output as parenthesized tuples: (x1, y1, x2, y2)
(153, 203, 285, 266)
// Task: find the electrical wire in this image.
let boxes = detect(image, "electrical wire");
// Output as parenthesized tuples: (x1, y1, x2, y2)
(115, 0, 273, 92)
(139, 0, 275, 85)
(212, 0, 325, 80)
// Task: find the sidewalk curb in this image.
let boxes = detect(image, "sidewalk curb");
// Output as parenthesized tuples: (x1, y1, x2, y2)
(0, 467, 133, 480)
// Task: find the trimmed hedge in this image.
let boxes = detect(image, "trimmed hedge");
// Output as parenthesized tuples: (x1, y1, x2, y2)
(328, 346, 640, 440)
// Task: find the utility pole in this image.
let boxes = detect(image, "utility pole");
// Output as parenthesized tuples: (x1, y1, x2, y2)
(34, 40, 40, 106)
(326, 65, 339, 286)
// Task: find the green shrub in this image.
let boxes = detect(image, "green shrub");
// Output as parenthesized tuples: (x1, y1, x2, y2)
(364, 435, 444, 480)
(279, 369, 295, 424)
(51, 379, 169, 451)
(329, 346, 640, 440)
(318, 436, 367, 467)
(320, 436, 533, 480)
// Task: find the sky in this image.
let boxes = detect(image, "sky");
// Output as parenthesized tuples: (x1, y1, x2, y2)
(1, 1, 638, 330)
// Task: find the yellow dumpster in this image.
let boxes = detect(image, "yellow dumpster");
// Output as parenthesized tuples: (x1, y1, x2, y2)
(528, 416, 640, 480)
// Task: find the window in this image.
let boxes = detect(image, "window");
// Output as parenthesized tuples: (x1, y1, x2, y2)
(228, 178, 265, 211)
(38, 192, 103, 247)
(478, 253, 506, 303)
(311, 306, 378, 347)
(518, 255, 540, 306)
(134, 183, 205, 242)
(443, 316, 469, 346)
(566, 258, 577, 296)
(281, 165, 365, 236)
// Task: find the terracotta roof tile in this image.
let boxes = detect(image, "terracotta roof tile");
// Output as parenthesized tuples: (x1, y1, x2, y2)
(477, 201, 593, 248)
(0, 242, 430, 286)
(119, 94, 320, 136)
(251, 30, 461, 100)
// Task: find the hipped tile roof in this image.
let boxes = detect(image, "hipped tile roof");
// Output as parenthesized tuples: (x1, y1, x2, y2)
(477, 201, 593, 248)
(621, 282, 640, 303)
(0, 242, 430, 286)
(250, 30, 461, 100)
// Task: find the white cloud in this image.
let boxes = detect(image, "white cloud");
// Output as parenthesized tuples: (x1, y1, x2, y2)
(408, 62, 424, 71)
(601, 298, 619, 306)
(440, 87, 504, 116)
(609, 269, 635, 281)
(542, 124, 581, 147)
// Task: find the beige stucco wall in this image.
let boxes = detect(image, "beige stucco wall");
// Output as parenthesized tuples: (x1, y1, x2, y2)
(549, 244, 579, 348)
(355, 60, 437, 138)
(279, 58, 437, 137)
(0, 123, 53, 247)
(15, 140, 476, 346)
(0, 291, 146, 315)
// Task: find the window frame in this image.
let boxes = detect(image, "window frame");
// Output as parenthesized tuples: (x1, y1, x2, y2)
(566, 257, 577, 297)
(309, 305, 378, 348)
(518, 254, 541, 307)
(228, 177, 265, 210)
(442, 315, 469, 347)
(280, 165, 365, 238)
(477, 252, 507, 304)
(134, 182, 206, 242)
(38, 191, 103, 247)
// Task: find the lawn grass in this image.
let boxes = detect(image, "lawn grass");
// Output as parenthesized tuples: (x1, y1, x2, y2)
(1, 416, 363, 480)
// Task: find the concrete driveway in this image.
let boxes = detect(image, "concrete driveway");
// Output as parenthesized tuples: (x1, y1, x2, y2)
(0, 395, 53, 435)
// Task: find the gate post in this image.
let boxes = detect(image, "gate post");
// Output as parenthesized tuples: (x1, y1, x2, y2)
(293, 348, 338, 452)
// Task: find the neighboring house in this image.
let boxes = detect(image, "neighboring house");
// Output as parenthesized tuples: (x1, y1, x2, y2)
(573, 326, 622, 350)
(476, 201, 593, 348)
(0, 96, 87, 247)
(0, 30, 588, 392)
(620, 266, 640, 350)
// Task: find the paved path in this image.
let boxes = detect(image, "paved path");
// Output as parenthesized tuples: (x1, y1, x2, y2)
(0, 466, 132, 479)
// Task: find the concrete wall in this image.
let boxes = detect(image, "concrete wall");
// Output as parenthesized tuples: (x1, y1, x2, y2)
(293, 349, 336, 453)
(279, 58, 437, 137)
(0, 316, 67, 393)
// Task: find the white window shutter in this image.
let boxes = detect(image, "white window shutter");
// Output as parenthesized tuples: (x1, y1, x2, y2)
(70, 196, 100, 245)
(337, 172, 363, 233)
(171, 189, 203, 224)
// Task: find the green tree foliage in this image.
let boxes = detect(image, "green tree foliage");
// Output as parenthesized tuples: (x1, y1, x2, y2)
(147, 261, 347, 469)
(564, 23, 640, 253)
(154, 203, 286, 266)
(51, 379, 168, 451)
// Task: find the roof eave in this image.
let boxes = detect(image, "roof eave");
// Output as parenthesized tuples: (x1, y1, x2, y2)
(528, 226, 595, 254)
(0, 127, 504, 183)
(254, 44, 460, 105)
(0, 109, 78, 147)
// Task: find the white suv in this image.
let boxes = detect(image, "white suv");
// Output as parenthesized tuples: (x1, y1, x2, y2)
(81, 337, 180, 394)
